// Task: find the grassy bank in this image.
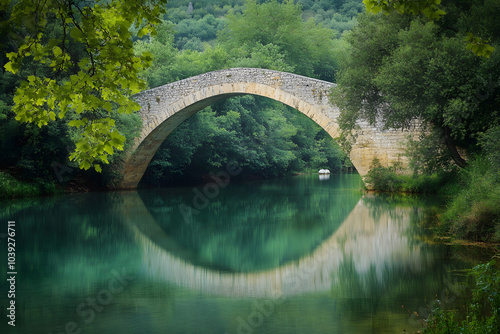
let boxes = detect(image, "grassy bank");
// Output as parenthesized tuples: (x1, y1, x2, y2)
(365, 158, 458, 194)
(440, 158, 500, 243)
(423, 259, 500, 334)
(0, 172, 59, 199)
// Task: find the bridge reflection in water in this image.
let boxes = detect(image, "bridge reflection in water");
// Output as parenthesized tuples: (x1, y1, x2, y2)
(120, 192, 430, 298)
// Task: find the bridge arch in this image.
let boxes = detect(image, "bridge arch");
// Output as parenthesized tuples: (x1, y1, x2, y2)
(118, 68, 412, 189)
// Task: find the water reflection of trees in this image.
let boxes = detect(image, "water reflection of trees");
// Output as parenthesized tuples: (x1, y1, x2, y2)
(138, 175, 363, 271)
(0, 192, 137, 284)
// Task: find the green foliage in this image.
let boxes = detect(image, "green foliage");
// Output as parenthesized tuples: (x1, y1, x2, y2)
(219, 0, 341, 81)
(333, 6, 500, 168)
(2, 0, 167, 172)
(362, 0, 494, 57)
(300, 0, 364, 33)
(0, 105, 74, 179)
(173, 14, 225, 50)
(0, 80, 142, 188)
(441, 156, 500, 243)
(0, 172, 58, 199)
(228, 43, 295, 73)
(374, 21, 477, 133)
(363, 0, 446, 20)
(465, 32, 495, 58)
(424, 260, 500, 333)
(405, 131, 457, 175)
(134, 21, 179, 86)
(479, 126, 500, 175)
(365, 157, 454, 193)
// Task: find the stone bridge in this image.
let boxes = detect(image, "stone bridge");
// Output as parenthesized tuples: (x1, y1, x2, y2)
(118, 68, 415, 188)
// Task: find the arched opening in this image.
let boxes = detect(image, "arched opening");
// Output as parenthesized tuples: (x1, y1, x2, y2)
(139, 94, 355, 187)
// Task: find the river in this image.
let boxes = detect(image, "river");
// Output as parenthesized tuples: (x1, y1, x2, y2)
(0, 174, 493, 333)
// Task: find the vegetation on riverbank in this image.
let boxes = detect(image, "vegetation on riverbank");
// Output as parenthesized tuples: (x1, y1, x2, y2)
(423, 259, 500, 334)
(366, 159, 500, 244)
(441, 159, 500, 243)
(0, 172, 58, 199)
(364, 158, 457, 194)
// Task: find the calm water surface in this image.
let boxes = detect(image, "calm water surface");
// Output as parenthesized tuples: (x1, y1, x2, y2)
(0, 174, 491, 333)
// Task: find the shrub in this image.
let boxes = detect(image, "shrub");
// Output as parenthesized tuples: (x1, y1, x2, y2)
(441, 156, 500, 242)
(0, 172, 58, 199)
(424, 260, 500, 333)
(365, 158, 453, 193)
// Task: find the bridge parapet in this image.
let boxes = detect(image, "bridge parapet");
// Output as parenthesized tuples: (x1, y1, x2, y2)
(134, 68, 334, 113)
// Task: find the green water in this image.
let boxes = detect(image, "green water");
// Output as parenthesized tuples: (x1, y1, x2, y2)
(0, 174, 491, 334)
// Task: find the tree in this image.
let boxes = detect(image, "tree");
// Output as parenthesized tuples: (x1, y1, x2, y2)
(363, 0, 494, 57)
(218, 0, 339, 82)
(363, 0, 446, 19)
(134, 20, 179, 87)
(2, 0, 167, 172)
(333, 7, 500, 169)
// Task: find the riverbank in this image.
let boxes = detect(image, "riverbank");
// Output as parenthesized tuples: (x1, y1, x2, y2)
(0, 170, 110, 199)
(418, 257, 500, 334)
(0, 171, 59, 199)
(364, 156, 500, 244)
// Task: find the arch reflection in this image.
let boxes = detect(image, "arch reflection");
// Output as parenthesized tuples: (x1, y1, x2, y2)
(319, 174, 330, 181)
(119, 191, 432, 298)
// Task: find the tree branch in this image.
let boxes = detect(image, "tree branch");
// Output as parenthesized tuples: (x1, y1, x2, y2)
(442, 125, 468, 168)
